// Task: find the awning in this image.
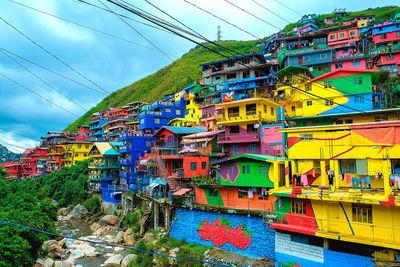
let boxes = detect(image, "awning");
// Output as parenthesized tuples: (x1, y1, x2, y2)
(178, 148, 199, 154)
(173, 188, 192, 196)
(181, 137, 213, 144)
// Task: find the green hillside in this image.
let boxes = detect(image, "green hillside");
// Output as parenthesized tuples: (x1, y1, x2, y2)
(66, 40, 258, 132)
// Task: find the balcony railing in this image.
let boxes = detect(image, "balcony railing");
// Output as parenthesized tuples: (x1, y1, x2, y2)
(218, 113, 262, 123)
(218, 131, 260, 143)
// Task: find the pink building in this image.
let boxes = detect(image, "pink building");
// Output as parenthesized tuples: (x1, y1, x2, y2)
(328, 28, 359, 48)
(330, 56, 368, 70)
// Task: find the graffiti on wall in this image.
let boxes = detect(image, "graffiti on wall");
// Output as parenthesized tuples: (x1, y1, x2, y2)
(219, 162, 239, 183)
(198, 218, 252, 249)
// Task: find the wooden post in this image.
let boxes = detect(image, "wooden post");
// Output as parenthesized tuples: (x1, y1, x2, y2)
(320, 161, 328, 186)
(154, 201, 159, 230)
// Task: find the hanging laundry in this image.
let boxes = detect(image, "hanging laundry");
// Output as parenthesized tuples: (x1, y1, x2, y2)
(301, 174, 308, 187)
(339, 173, 343, 181)
(345, 174, 351, 184)
(248, 190, 254, 199)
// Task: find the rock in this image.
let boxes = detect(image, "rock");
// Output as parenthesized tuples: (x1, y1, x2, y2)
(121, 254, 138, 267)
(100, 215, 119, 226)
(104, 254, 123, 265)
(57, 207, 70, 216)
(90, 222, 102, 232)
(67, 204, 88, 220)
(54, 260, 72, 267)
(113, 231, 124, 243)
(93, 225, 114, 237)
(123, 229, 135, 245)
(44, 258, 54, 267)
(169, 247, 179, 265)
(85, 250, 101, 257)
(35, 258, 45, 266)
(68, 248, 85, 260)
(114, 247, 125, 252)
(143, 232, 156, 243)
(58, 239, 67, 249)
(42, 240, 60, 252)
(105, 253, 116, 257)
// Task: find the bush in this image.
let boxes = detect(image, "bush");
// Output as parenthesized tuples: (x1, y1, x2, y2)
(132, 240, 154, 267)
(124, 212, 140, 233)
(83, 196, 101, 214)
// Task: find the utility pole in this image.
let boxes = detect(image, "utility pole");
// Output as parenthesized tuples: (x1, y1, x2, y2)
(217, 25, 222, 41)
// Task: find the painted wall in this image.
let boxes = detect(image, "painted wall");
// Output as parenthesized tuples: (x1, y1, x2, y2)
(218, 160, 274, 187)
(182, 156, 209, 178)
(169, 208, 275, 259)
(275, 232, 374, 267)
(260, 124, 286, 157)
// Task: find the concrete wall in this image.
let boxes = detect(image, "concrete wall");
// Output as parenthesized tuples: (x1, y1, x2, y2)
(169, 208, 275, 258)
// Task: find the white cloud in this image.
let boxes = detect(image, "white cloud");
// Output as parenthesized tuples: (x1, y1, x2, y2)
(0, 132, 38, 154)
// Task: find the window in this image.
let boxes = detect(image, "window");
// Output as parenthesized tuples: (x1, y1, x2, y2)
(300, 134, 313, 140)
(335, 63, 343, 69)
(247, 124, 256, 132)
(259, 165, 268, 174)
(201, 162, 207, 170)
(303, 55, 310, 62)
(227, 73, 237, 80)
(242, 58, 250, 64)
(215, 76, 221, 80)
(208, 188, 218, 197)
(246, 104, 257, 115)
(320, 53, 328, 60)
(352, 61, 361, 67)
(380, 33, 387, 39)
(242, 70, 250, 79)
(146, 141, 151, 147)
(354, 95, 364, 103)
(248, 144, 257, 153)
(325, 99, 334, 106)
(340, 159, 356, 173)
(397, 32, 400, 37)
(78, 145, 82, 149)
(166, 108, 171, 113)
(336, 120, 343, 125)
(176, 110, 181, 115)
(353, 77, 363, 85)
(374, 115, 388, 122)
(154, 118, 160, 124)
(387, 54, 394, 60)
(242, 165, 250, 174)
(324, 82, 332, 88)
(228, 106, 239, 117)
(263, 105, 267, 113)
(305, 84, 312, 91)
(190, 162, 197, 170)
(330, 34, 336, 40)
(306, 100, 313, 106)
(344, 119, 353, 124)
(352, 204, 372, 224)
(229, 126, 240, 134)
(231, 145, 239, 154)
(291, 199, 306, 215)
(339, 33, 345, 38)
(291, 106, 296, 112)
(238, 190, 246, 198)
(349, 31, 355, 36)
(75, 153, 78, 157)
(270, 107, 274, 116)
(227, 61, 235, 67)
(85, 145, 89, 149)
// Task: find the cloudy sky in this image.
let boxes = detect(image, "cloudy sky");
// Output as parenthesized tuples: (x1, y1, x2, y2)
(1, 0, 399, 152)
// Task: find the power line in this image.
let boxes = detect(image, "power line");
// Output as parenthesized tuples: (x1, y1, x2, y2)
(0, 16, 109, 95)
(0, 71, 80, 118)
(6, 0, 176, 58)
(0, 48, 104, 94)
(0, 127, 38, 141)
(250, 0, 292, 24)
(0, 219, 233, 267)
(0, 50, 88, 112)
(104, 0, 369, 115)
(0, 141, 31, 151)
(271, 0, 303, 16)
(222, 0, 281, 31)
(183, 0, 262, 40)
(98, 0, 174, 61)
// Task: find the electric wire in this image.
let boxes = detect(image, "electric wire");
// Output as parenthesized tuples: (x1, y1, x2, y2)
(98, 0, 174, 61)
(0, 141, 32, 151)
(0, 50, 88, 112)
(0, 127, 39, 141)
(0, 71, 80, 118)
(6, 0, 176, 57)
(271, 0, 303, 16)
(0, 16, 109, 95)
(250, 0, 292, 24)
(222, 0, 281, 31)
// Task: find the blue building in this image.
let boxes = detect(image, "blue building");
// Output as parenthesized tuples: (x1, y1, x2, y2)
(89, 112, 108, 142)
(283, 48, 334, 67)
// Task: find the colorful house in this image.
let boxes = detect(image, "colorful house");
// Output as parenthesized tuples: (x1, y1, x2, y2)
(216, 98, 280, 156)
(169, 84, 202, 127)
(373, 50, 400, 73)
(21, 147, 48, 178)
(47, 145, 64, 172)
(328, 27, 360, 57)
(76, 125, 91, 142)
(283, 48, 334, 68)
(89, 112, 108, 142)
(371, 22, 400, 47)
(0, 162, 22, 179)
(267, 121, 400, 256)
(62, 142, 92, 167)
(195, 154, 286, 211)
(88, 142, 121, 204)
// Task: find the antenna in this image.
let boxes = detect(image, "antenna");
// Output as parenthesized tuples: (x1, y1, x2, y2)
(217, 25, 222, 41)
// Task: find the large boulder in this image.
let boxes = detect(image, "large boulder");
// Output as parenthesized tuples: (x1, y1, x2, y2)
(35, 258, 45, 267)
(67, 204, 88, 220)
(54, 260, 73, 267)
(100, 215, 119, 226)
(113, 231, 124, 244)
(103, 254, 123, 265)
(121, 254, 138, 267)
(44, 258, 54, 267)
(143, 232, 156, 243)
(123, 229, 135, 245)
(42, 240, 60, 252)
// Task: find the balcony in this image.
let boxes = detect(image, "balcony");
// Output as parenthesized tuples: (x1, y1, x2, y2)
(119, 159, 133, 166)
(218, 131, 260, 144)
(218, 113, 262, 124)
(88, 162, 118, 169)
(119, 171, 132, 179)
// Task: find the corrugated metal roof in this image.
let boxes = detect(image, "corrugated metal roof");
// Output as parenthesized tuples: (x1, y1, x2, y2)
(154, 126, 206, 136)
(92, 142, 119, 156)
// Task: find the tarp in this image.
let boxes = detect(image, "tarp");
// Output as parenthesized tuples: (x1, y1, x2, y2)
(172, 188, 191, 196)
(181, 138, 213, 145)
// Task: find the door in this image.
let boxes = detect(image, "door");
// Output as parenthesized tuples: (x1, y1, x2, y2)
(327, 203, 340, 233)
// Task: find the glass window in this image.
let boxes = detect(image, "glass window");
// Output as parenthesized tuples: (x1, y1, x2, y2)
(246, 124, 256, 132)
(300, 134, 313, 140)
(352, 61, 361, 67)
(335, 63, 343, 69)
(190, 162, 197, 170)
(227, 61, 235, 67)
(291, 106, 296, 112)
(226, 73, 237, 80)
(387, 54, 394, 60)
(330, 34, 336, 40)
(238, 190, 246, 198)
(380, 33, 387, 39)
(325, 99, 334, 106)
(145, 141, 151, 147)
(201, 162, 207, 170)
(231, 145, 239, 154)
(306, 100, 313, 106)
(349, 31, 355, 36)
(352, 204, 372, 223)
(154, 118, 160, 124)
(248, 144, 257, 153)
(303, 55, 310, 62)
(270, 107, 274, 116)
(324, 82, 332, 88)
(242, 165, 250, 174)
(259, 165, 268, 174)
(305, 84, 311, 91)
(320, 53, 328, 60)
(291, 199, 306, 214)
(229, 126, 240, 134)
(353, 77, 363, 85)
(340, 159, 356, 173)
(166, 108, 171, 113)
(339, 33, 345, 38)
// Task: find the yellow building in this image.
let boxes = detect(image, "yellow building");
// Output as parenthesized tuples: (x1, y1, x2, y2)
(169, 91, 201, 127)
(268, 121, 400, 252)
(62, 142, 93, 166)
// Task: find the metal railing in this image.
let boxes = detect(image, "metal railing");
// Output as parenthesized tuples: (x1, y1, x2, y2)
(194, 197, 274, 212)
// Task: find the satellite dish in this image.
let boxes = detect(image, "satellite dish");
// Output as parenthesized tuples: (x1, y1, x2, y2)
(254, 123, 260, 129)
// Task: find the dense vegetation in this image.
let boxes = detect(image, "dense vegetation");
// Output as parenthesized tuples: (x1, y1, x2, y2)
(0, 161, 91, 266)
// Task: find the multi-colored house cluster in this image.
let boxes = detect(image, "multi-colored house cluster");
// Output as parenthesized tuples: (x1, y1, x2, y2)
(2, 9, 400, 266)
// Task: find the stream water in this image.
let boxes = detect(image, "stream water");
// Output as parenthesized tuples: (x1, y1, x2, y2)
(55, 216, 129, 266)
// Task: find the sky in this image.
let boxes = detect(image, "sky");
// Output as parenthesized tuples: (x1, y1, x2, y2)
(0, 0, 399, 153)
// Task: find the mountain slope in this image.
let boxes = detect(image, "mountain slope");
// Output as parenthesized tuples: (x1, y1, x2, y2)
(0, 144, 20, 163)
(66, 40, 258, 132)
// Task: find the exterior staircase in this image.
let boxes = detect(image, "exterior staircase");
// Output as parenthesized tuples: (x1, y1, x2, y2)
(153, 149, 181, 192)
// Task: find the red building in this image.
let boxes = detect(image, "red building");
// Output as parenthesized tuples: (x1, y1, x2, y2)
(1, 162, 22, 179)
(76, 125, 91, 142)
(21, 147, 48, 178)
(104, 107, 129, 119)
(374, 50, 400, 73)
